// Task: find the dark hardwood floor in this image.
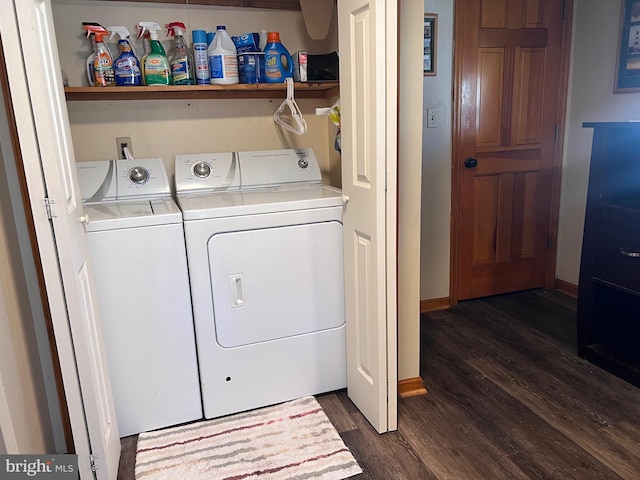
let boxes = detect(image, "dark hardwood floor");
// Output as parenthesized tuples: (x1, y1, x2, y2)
(118, 289, 640, 479)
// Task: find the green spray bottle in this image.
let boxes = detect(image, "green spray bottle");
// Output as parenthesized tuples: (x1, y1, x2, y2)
(138, 22, 171, 85)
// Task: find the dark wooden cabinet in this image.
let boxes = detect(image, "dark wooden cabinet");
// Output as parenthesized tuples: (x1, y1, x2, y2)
(578, 122, 640, 388)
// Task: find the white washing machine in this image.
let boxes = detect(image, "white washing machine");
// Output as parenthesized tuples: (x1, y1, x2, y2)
(77, 157, 202, 437)
(174, 148, 346, 419)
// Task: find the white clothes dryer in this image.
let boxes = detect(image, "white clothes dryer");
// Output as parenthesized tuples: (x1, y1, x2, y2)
(77, 158, 202, 437)
(175, 148, 346, 419)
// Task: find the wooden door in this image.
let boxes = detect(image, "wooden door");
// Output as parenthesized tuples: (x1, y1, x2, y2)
(338, 0, 398, 433)
(454, 0, 571, 300)
(3, 0, 120, 477)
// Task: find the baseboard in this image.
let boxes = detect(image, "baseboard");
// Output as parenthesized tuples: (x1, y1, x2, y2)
(398, 377, 428, 398)
(555, 278, 578, 298)
(420, 297, 450, 313)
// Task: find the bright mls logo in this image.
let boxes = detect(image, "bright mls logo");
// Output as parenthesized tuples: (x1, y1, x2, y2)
(1, 455, 77, 479)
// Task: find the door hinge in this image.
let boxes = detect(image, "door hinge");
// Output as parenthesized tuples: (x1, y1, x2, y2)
(44, 197, 57, 219)
(89, 454, 98, 472)
(562, 0, 567, 20)
(554, 124, 560, 141)
(547, 235, 552, 250)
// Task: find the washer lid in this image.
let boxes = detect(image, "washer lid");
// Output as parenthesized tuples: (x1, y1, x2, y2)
(83, 198, 183, 232)
(177, 183, 343, 220)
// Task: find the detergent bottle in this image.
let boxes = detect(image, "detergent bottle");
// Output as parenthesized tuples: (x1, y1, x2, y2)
(108, 26, 141, 86)
(263, 32, 293, 83)
(166, 22, 194, 85)
(138, 22, 171, 85)
(84, 24, 115, 87)
(207, 25, 239, 85)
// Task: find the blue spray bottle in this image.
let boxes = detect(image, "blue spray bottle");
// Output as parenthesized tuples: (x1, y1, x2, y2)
(108, 26, 141, 86)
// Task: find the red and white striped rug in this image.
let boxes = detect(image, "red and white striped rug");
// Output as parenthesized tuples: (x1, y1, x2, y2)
(134, 396, 362, 480)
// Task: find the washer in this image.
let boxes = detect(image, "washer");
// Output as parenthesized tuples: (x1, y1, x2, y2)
(77, 157, 202, 437)
(175, 148, 346, 419)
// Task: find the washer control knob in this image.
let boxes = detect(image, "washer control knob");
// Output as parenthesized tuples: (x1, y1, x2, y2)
(129, 167, 149, 185)
(298, 158, 309, 169)
(194, 162, 211, 178)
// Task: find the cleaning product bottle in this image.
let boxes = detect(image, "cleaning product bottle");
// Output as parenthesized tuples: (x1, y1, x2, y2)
(263, 32, 293, 83)
(82, 22, 101, 86)
(192, 30, 210, 85)
(137, 24, 152, 85)
(83, 24, 115, 87)
(108, 26, 141, 86)
(138, 22, 171, 85)
(207, 25, 239, 85)
(166, 22, 194, 85)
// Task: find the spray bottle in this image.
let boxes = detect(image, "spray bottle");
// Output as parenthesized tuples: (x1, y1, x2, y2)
(136, 24, 151, 85)
(108, 26, 141, 86)
(137, 22, 171, 85)
(82, 22, 100, 86)
(165, 22, 194, 85)
(83, 24, 115, 87)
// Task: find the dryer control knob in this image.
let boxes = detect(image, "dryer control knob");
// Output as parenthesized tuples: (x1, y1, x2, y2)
(129, 167, 149, 185)
(194, 162, 211, 178)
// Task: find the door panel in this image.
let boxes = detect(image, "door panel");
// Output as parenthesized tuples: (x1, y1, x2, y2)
(4, 0, 120, 477)
(338, 0, 397, 434)
(456, 0, 568, 300)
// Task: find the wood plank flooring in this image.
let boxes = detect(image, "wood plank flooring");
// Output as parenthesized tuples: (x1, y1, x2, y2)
(117, 289, 640, 479)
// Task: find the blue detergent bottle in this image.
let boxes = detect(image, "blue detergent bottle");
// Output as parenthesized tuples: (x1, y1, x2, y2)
(108, 26, 141, 86)
(263, 31, 293, 83)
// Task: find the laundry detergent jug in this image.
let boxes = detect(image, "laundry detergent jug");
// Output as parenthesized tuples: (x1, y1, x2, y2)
(263, 32, 293, 83)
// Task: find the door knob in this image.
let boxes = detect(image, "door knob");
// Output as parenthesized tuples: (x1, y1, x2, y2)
(80, 214, 90, 225)
(464, 157, 478, 168)
(342, 194, 350, 205)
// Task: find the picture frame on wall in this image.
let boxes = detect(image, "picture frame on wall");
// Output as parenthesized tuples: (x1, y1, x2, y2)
(424, 14, 437, 76)
(615, 0, 640, 92)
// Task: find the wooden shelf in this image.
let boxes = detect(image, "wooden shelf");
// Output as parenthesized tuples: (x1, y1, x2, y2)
(64, 82, 339, 101)
(85, 0, 303, 10)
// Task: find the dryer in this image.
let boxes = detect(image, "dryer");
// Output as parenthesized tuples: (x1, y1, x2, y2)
(77, 157, 202, 437)
(175, 148, 346, 419)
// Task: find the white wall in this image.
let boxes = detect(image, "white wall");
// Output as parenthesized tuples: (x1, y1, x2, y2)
(421, 0, 453, 301)
(557, 0, 640, 285)
(0, 152, 56, 454)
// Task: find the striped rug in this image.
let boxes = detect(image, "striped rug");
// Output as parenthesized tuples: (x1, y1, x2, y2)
(134, 396, 362, 480)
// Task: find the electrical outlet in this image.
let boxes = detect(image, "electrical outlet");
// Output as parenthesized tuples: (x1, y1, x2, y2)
(116, 137, 132, 160)
(427, 108, 438, 128)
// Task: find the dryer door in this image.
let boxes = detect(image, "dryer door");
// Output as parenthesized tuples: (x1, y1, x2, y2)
(208, 221, 345, 347)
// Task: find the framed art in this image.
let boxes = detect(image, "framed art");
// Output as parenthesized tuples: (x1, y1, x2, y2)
(424, 14, 437, 76)
(615, 0, 640, 92)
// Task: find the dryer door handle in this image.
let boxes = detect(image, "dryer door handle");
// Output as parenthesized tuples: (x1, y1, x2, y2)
(229, 274, 245, 308)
